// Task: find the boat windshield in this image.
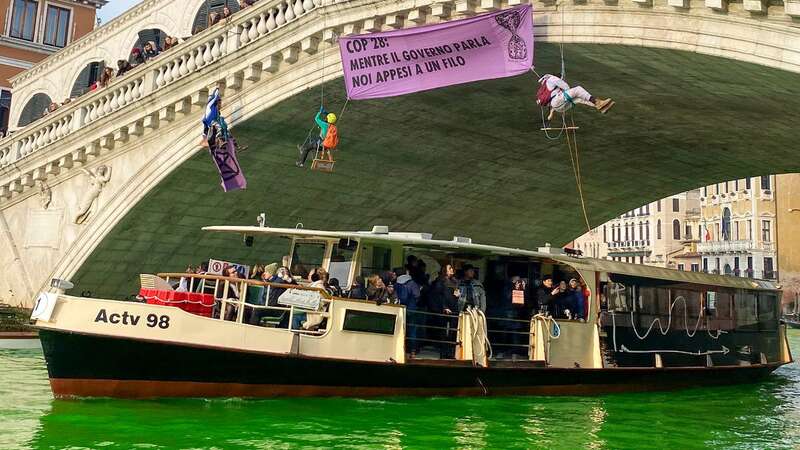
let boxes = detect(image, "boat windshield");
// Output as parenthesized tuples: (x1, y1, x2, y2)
(329, 239, 357, 285)
(291, 241, 326, 279)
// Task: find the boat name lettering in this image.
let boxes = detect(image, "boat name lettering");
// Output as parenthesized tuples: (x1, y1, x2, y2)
(94, 309, 170, 329)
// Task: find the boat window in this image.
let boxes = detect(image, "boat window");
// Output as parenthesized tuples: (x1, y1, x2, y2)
(361, 245, 392, 278)
(735, 291, 759, 329)
(636, 286, 670, 316)
(329, 239, 357, 286)
(605, 282, 632, 311)
(707, 290, 735, 330)
(671, 289, 702, 318)
(291, 241, 326, 280)
(342, 310, 396, 335)
(758, 293, 779, 331)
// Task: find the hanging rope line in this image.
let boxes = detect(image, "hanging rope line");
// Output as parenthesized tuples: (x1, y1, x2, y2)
(530, 3, 591, 233)
(564, 112, 591, 233)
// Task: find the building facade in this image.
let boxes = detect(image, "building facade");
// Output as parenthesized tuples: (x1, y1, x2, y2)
(574, 190, 702, 270)
(575, 174, 800, 300)
(0, 0, 105, 135)
(697, 175, 779, 281)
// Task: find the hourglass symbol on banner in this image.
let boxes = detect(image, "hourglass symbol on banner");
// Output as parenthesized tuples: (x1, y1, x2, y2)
(495, 10, 527, 60)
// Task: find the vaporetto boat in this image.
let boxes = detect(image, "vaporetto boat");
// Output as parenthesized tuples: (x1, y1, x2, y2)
(32, 226, 793, 398)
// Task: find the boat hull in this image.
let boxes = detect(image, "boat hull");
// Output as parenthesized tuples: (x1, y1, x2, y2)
(39, 329, 782, 399)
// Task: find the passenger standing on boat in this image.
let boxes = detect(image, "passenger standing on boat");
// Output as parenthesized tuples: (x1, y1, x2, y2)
(535, 277, 557, 316)
(366, 274, 393, 304)
(328, 278, 343, 297)
(429, 265, 460, 358)
(504, 276, 530, 354)
(395, 265, 422, 355)
(348, 276, 368, 299)
(218, 266, 241, 321)
(245, 263, 277, 325)
(568, 278, 585, 321)
(457, 265, 486, 312)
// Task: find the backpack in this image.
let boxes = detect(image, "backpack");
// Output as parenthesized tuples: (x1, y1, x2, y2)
(322, 124, 339, 149)
(536, 82, 552, 106)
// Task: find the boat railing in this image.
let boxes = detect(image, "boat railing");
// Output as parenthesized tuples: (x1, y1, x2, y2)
(484, 315, 532, 358)
(157, 273, 332, 334)
(405, 309, 461, 358)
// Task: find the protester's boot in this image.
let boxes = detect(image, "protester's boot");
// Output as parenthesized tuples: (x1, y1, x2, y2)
(595, 98, 614, 114)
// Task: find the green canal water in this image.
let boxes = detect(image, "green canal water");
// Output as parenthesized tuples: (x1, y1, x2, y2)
(2, 331, 800, 449)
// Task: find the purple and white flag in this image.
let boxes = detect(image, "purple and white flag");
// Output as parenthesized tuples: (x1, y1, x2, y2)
(209, 138, 246, 192)
(339, 5, 533, 100)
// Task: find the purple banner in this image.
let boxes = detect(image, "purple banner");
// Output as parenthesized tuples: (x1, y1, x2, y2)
(339, 5, 533, 100)
(209, 138, 247, 192)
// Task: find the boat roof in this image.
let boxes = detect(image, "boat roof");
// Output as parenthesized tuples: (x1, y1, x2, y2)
(202, 226, 780, 291)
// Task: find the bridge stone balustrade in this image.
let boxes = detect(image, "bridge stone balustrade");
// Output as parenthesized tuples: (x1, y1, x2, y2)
(1, 0, 800, 306)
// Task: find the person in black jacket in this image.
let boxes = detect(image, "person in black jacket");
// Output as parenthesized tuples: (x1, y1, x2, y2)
(428, 264, 460, 358)
(348, 275, 368, 299)
(535, 276, 557, 316)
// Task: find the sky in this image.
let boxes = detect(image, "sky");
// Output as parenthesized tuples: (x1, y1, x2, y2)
(98, 0, 144, 24)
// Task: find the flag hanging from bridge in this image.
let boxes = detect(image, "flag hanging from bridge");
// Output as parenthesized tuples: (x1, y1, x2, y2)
(338, 4, 533, 100)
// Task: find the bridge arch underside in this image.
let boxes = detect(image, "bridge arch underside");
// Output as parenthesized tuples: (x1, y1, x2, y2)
(71, 43, 800, 298)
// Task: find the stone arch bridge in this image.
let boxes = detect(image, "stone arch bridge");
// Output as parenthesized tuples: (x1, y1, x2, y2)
(1, 0, 800, 305)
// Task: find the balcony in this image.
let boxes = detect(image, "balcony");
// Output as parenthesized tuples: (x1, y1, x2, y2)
(702, 269, 778, 281)
(697, 240, 774, 253)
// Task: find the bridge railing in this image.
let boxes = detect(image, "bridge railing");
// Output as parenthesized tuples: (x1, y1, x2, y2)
(0, 0, 325, 180)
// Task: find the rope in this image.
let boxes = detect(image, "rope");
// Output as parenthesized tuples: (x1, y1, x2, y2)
(564, 112, 591, 233)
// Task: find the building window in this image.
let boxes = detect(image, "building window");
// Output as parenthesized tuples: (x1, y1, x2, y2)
(685, 224, 691, 240)
(657, 220, 662, 240)
(764, 257, 775, 279)
(44, 5, 71, 48)
(638, 222, 643, 241)
(716, 183, 720, 195)
(0, 90, 11, 137)
(746, 177, 751, 190)
(672, 198, 679, 212)
(657, 200, 661, 212)
(603, 225, 607, 243)
(734, 220, 739, 241)
(734, 257, 740, 274)
(715, 258, 721, 273)
(735, 179, 739, 191)
(721, 208, 731, 241)
(10, 0, 38, 41)
(691, 263, 699, 272)
(761, 175, 771, 190)
(645, 221, 650, 241)
(677, 263, 685, 271)
(624, 223, 629, 241)
(748, 220, 753, 240)
(672, 219, 681, 240)
(761, 220, 771, 242)
(703, 186, 708, 197)
(703, 258, 708, 272)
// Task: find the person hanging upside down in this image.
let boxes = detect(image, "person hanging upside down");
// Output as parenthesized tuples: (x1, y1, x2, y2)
(202, 87, 247, 152)
(537, 74, 614, 121)
(296, 106, 338, 168)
